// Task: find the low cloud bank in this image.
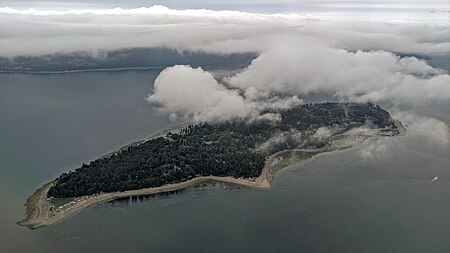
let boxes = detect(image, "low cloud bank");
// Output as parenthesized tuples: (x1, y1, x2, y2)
(147, 65, 253, 122)
(0, 5, 449, 57)
(360, 139, 392, 160)
(395, 112, 450, 147)
(148, 43, 449, 122)
(359, 113, 450, 160)
(227, 43, 450, 105)
(147, 65, 302, 122)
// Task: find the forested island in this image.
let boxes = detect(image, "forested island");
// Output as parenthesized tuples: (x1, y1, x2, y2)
(19, 102, 405, 229)
(49, 102, 395, 197)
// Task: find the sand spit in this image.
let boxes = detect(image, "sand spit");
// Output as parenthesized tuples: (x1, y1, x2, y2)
(17, 176, 268, 229)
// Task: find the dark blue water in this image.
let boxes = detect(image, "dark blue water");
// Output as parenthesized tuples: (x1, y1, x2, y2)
(0, 71, 449, 253)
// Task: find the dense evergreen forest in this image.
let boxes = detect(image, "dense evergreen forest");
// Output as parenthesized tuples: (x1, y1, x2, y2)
(48, 102, 395, 198)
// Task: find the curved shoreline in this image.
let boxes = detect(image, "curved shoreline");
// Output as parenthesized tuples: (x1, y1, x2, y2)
(263, 119, 407, 181)
(17, 176, 269, 229)
(18, 119, 407, 230)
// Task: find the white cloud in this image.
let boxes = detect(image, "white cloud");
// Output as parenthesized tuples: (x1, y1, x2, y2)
(313, 127, 339, 141)
(359, 139, 391, 160)
(147, 65, 254, 122)
(147, 65, 304, 122)
(226, 42, 450, 105)
(147, 41, 449, 122)
(394, 112, 450, 147)
(0, 5, 449, 57)
(359, 111, 450, 160)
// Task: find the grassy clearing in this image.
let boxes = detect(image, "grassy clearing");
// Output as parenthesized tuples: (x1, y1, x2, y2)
(267, 142, 359, 177)
(269, 151, 319, 176)
(51, 197, 74, 208)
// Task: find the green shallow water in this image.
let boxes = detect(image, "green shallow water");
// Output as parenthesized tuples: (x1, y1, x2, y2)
(0, 71, 449, 253)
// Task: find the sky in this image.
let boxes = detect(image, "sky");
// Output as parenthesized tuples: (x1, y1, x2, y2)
(1, 0, 449, 143)
(1, 0, 449, 10)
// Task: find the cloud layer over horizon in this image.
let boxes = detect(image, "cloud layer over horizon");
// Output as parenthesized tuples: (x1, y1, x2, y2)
(1, 4, 449, 144)
(0, 5, 449, 57)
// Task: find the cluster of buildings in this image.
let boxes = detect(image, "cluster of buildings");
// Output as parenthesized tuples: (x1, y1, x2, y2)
(46, 194, 102, 215)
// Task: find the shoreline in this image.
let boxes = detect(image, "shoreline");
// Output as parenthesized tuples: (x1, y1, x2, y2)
(264, 119, 407, 181)
(0, 65, 250, 75)
(18, 119, 407, 230)
(17, 176, 269, 230)
(0, 66, 167, 75)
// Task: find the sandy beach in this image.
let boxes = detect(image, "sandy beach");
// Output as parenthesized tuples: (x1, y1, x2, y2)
(17, 175, 269, 229)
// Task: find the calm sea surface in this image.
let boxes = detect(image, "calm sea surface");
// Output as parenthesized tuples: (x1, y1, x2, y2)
(0, 70, 449, 253)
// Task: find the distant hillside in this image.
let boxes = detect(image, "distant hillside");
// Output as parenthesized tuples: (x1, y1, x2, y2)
(0, 48, 257, 73)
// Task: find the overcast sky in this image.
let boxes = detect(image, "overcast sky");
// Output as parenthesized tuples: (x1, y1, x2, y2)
(1, 0, 449, 11)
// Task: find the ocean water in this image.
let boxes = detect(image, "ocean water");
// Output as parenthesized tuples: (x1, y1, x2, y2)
(0, 71, 449, 253)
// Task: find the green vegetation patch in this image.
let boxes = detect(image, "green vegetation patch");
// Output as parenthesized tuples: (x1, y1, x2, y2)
(269, 151, 319, 176)
(51, 197, 75, 208)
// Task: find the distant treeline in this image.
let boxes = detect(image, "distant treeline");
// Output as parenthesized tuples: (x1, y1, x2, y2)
(48, 102, 395, 198)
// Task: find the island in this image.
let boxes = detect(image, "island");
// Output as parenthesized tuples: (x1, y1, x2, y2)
(18, 102, 406, 229)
